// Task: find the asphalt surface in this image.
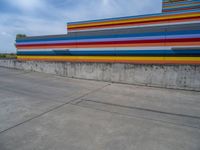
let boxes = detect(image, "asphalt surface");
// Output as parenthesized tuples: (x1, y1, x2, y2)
(0, 67, 200, 150)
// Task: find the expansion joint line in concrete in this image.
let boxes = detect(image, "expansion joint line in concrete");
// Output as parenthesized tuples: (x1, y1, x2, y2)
(0, 83, 111, 135)
(73, 99, 200, 130)
(83, 99, 200, 120)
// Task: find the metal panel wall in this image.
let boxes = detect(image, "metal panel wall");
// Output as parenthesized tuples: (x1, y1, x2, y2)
(162, 0, 200, 12)
(15, 0, 200, 64)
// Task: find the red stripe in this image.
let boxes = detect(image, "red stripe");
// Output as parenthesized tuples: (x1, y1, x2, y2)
(163, 0, 200, 4)
(16, 38, 200, 48)
(163, 0, 190, 4)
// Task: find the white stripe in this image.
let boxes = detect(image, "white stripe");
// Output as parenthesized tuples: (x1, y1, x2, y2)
(17, 46, 200, 52)
(17, 48, 69, 52)
(69, 47, 172, 51)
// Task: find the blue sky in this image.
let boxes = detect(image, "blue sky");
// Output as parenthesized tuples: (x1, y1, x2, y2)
(0, 0, 162, 53)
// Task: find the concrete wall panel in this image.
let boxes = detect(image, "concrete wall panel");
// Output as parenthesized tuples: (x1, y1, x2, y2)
(1, 59, 199, 91)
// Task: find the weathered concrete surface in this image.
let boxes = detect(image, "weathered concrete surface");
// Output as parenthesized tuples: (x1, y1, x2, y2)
(0, 67, 107, 132)
(0, 59, 200, 91)
(0, 67, 200, 150)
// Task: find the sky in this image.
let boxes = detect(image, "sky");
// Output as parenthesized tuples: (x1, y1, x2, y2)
(0, 0, 162, 53)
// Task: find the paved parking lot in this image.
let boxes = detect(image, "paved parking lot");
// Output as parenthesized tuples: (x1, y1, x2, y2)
(0, 67, 200, 150)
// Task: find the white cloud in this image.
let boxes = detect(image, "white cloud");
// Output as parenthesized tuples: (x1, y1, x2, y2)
(1, 31, 11, 37)
(0, 0, 162, 53)
(102, 0, 109, 5)
(5, 0, 44, 11)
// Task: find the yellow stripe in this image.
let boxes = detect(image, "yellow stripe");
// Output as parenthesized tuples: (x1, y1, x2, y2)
(68, 12, 200, 28)
(17, 56, 200, 62)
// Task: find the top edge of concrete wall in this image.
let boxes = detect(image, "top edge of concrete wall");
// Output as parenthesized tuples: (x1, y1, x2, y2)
(0, 59, 199, 91)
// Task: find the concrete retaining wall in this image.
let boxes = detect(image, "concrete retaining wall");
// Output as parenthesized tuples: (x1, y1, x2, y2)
(0, 59, 200, 91)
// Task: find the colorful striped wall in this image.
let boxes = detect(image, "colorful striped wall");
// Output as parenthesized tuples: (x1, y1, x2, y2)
(162, 0, 200, 13)
(67, 11, 200, 33)
(16, 0, 200, 64)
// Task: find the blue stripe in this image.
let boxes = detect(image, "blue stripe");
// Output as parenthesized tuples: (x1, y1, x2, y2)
(16, 34, 200, 45)
(16, 30, 200, 43)
(17, 50, 200, 56)
(17, 51, 71, 55)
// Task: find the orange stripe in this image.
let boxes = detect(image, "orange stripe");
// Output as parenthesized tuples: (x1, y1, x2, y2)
(165, 42, 200, 46)
(68, 18, 200, 31)
(68, 12, 200, 29)
(17, 58, 200, 65)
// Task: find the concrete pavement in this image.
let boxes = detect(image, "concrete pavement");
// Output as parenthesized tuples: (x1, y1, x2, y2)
(0, 67, 200, 150)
